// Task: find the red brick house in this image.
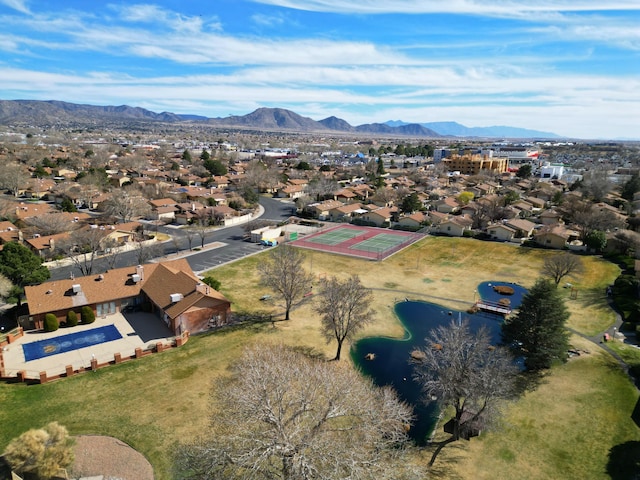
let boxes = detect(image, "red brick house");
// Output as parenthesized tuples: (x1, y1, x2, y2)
(24, 259, 231, 335)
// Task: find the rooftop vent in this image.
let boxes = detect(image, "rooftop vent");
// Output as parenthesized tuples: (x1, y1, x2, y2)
(131, 274, 141, 283)
(72, 284, 82, 294)
(169, 293, 183, 303)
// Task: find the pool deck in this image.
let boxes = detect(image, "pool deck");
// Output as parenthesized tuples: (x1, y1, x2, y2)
(1, 312, 174, 380)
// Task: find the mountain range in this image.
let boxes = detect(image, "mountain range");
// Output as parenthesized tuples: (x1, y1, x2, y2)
(0, 100, 560, 139)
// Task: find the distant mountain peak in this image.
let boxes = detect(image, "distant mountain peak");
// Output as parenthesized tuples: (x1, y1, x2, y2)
(384, 119, 560, 139)
(0, 99, 559, 138)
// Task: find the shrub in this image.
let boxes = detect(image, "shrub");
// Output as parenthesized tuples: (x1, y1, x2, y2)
(43, 313, 59, 332)
(66, 310, 78, 327)
(202, 276, 221, 290)
(81, 306, 95, 324)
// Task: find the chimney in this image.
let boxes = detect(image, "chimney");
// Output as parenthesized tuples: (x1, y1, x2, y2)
(136, 265, 144, 281)
(49, 238, 55, 250)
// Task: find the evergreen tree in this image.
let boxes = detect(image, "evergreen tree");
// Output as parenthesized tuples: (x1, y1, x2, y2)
(501, 278, 570, 370)
(203, 158, 228, 176)
(621, 174, 640, 201)
(0, 242, 50, 304)
(401, 192, 422, 213)
(200, 149, 210, 161)
(376, 157, 385, 175)
(516, 164, 532, 179)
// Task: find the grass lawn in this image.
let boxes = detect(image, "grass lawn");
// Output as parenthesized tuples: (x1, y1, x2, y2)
(0, 236, 633, 480)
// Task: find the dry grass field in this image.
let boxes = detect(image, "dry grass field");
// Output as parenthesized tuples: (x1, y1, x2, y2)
(1, 235, 636, 480)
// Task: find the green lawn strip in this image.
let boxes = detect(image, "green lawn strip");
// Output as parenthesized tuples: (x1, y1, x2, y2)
(450, 345, 640, 479)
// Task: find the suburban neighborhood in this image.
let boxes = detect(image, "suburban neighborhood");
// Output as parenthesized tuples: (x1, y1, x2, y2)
(0, 118, 639, 479)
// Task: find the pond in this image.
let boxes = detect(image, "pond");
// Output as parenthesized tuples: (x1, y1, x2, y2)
(350, 281, 527, 445)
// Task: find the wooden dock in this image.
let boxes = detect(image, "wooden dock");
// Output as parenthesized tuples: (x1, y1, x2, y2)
(475, 301, 512, 315)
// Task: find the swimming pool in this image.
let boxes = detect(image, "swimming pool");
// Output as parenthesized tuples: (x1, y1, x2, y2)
(22, 324, 123, 362)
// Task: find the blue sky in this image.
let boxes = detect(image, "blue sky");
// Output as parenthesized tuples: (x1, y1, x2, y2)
(0, 0, 638, 139)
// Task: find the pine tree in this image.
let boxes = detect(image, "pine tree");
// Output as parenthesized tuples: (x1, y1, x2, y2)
(501, 278, 570, 371)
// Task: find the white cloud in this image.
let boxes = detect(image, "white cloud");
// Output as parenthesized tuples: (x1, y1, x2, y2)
(2, 65, 638, 138)
(251, 12, 287, 27)
(251, 0, 640, 16)
(0, 0, 31, 15)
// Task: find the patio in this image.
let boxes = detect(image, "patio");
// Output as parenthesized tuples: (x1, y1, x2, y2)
(1, 311, 175, 381)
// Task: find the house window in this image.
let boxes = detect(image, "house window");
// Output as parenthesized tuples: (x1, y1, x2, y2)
(96, 302, 116, 316)
(447, 226, 451, 231)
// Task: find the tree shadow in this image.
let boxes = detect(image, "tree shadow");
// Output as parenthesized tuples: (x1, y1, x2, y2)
(606, 441, 640, 479)
(632, 395, 640, 429)
(513, 369, 548, 396)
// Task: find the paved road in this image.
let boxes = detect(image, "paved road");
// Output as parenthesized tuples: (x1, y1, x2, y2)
(48, 196, 295, 280)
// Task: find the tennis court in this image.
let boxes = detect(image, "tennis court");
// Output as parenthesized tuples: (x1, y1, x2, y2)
(290, 224, 424, 261)
(306, 228, 368, 246)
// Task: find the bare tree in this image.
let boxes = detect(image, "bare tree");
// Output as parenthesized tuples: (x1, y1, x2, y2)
(315, 275, 374, 360)
(183, 226, 196, 251)
(0, 162, 29, 197)
(306, 175, 339, 201)
(133, 238, 163, 265)
(560, 198, 623, 243)
(102, 237, 124, 271)
(580, 170, 613, 202)
(258, 244, 313, 321)
(102, 191, 151, 223)
(26, 212, 76, 236)
(3, 422, 75, 480)
(176, 344, 415, 480)
(194, 211, 211, 248)
(58, 228, 109, 276)
(412, 320, 518, 467)
(542, 252, 584, 287)
(0, 197, 17, 221)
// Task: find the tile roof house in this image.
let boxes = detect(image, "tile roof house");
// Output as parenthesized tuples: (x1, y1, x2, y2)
(398, 212, 428, 229)
(360, 207, 393, 227)
(433, 215, 473, 237)
(487, 223, 517, 242)
(534, 225, 580, 249)
(24, 259, 231, 335)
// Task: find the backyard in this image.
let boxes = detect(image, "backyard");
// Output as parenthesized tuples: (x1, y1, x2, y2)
(0, 236, 637, 480)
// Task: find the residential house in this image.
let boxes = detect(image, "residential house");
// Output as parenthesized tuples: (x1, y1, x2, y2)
(539, 209, 564, 226)
(433, 216, 473, 237)
(504, 218, 537, 238)
(487, 223, 517, 242)
(310, 200, 344, 220)
(24, 259, 231, 335)
(276, 184, 306, 199)
(329, 203, 364, 222)
(25, 231, 70, 258)
(434, 197, 460, 214)
(398, 212, 428, 229)
(13, 202, 54, 221)
(360, 207, 393, 227)
(334, 189, 358, 204)
(149, 198, 179, 221)
(534, 225, 580, 249)
(0, 221, 21, 247)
